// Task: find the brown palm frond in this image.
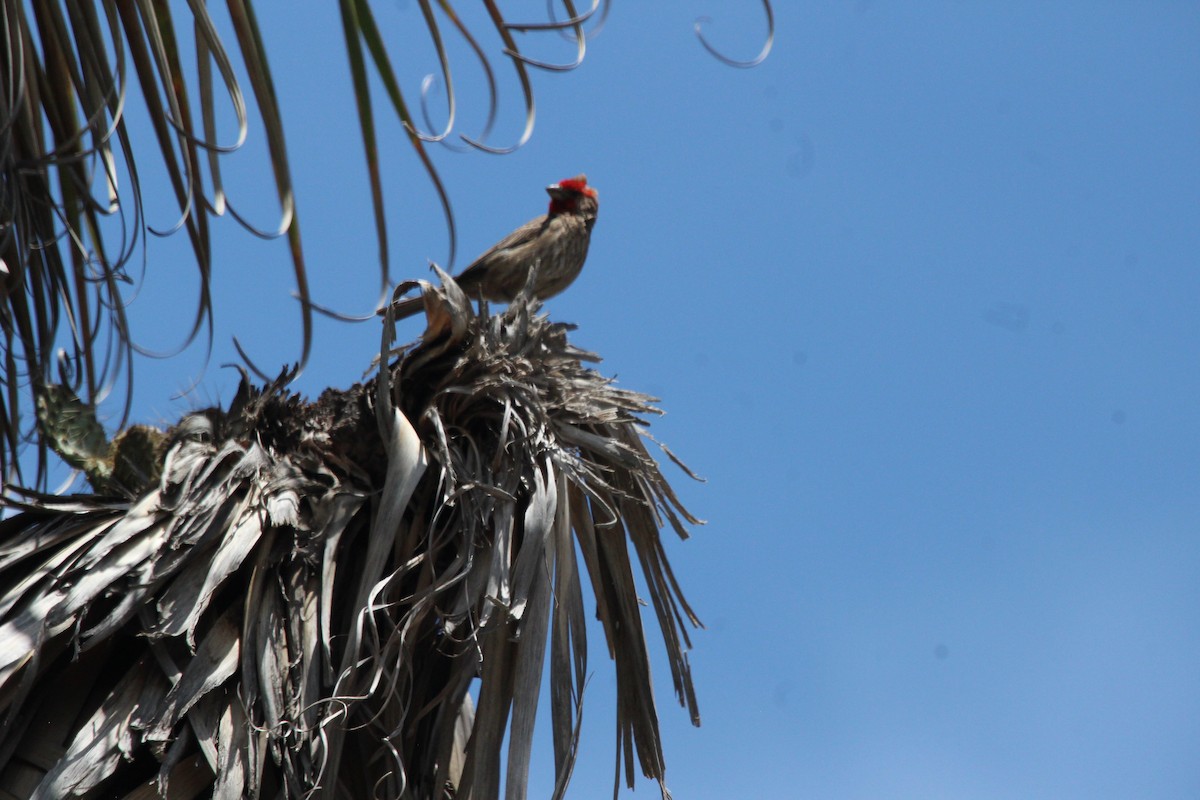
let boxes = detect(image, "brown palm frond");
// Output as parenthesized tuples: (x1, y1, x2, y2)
(0, 278, 702, 799)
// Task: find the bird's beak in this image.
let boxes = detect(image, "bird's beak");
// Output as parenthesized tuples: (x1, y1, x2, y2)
(546, 183, 565, 199)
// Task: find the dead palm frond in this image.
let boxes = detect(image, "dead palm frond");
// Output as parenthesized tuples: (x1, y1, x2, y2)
(0, 276, 702, 800)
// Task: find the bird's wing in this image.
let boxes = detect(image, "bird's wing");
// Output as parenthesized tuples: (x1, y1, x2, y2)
(454, 214, 549, 284)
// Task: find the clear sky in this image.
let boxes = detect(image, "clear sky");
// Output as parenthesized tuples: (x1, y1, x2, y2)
(112, 3, 1198, 798)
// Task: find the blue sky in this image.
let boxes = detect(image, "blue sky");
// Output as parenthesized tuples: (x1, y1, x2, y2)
(114, 3, 1199, 798)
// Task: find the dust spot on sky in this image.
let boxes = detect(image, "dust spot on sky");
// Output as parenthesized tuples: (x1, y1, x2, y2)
(982, 301, 1029, 332)
(787, 133, 815, 180)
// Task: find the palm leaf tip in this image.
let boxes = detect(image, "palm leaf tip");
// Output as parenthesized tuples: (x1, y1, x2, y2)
(0, 280, 702, 799)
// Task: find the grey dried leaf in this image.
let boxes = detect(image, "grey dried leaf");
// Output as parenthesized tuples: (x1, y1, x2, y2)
(0, 282, 702, 799)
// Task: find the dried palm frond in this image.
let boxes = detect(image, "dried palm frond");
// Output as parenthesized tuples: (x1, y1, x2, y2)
(0, 278, 702, 800)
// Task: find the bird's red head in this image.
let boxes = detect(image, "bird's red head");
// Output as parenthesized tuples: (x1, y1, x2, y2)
(547, 175, 598, 214)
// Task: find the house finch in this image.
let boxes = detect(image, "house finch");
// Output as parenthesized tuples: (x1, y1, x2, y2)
(390, 175, 599, 319)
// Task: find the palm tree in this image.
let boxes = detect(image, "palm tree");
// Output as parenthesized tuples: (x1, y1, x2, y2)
(0, 284, 703, 797)
(0, 2, 771, 797)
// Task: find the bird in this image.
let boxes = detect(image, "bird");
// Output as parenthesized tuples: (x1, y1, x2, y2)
(389, 175, 599, 320)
